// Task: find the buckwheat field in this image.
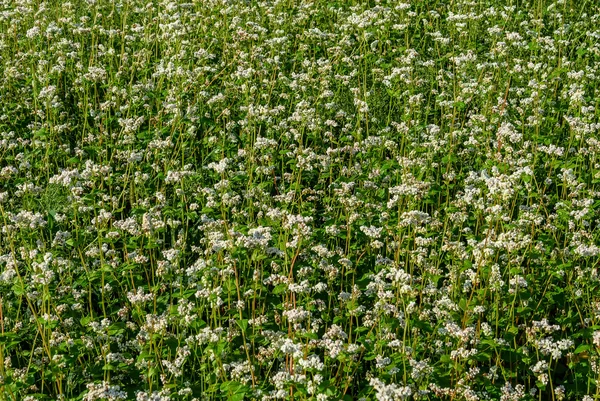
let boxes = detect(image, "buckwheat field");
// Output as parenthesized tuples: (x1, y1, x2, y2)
(2, 0, 600, 399)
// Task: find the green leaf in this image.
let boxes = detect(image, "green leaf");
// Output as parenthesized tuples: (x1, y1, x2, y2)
(575, 344, 590, 354)
(11, 282, 24, 296)
(236, 319, 248, 332)
(273, 283, 287, 294)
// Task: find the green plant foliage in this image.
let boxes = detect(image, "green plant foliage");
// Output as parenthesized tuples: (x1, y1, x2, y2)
(0, 0, 599, 400)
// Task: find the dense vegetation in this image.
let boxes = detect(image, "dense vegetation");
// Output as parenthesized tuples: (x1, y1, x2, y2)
(1, 0, 600, 399)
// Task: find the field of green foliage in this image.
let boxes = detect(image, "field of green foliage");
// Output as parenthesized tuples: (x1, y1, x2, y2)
(1, 0, 600, 399)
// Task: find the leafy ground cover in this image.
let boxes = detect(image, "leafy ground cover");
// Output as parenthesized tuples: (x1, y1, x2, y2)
(1, 0, 600, 399)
